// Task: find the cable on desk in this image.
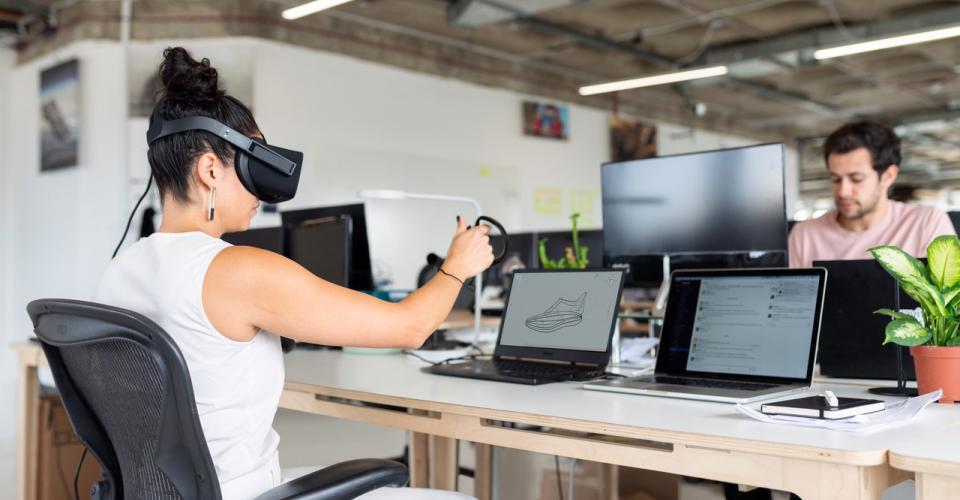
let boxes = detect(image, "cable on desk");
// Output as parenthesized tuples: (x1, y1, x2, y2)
(402, 350, 482, 366)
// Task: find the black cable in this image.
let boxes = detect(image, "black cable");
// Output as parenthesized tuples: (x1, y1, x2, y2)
(74, 447, 87, 500)
(112, 174, 154, 259)
(554, 455, 565, 500)
(403, 350, 480, 366)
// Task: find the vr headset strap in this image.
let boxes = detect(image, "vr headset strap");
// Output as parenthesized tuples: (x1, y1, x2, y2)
(147, 116, 296, 176)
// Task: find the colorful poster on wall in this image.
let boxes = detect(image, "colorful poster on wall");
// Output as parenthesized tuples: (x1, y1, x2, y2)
(523, 101, 569, 140)
(609, 115, 656, 162)
(40, 59, 80, 172)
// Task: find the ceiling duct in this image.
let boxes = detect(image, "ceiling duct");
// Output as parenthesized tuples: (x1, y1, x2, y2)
(447, 0, 586, 27)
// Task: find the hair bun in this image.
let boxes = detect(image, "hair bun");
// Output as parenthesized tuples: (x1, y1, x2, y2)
(159, 47, 224, 103)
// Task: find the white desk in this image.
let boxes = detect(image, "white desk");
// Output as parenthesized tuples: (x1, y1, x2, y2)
(17, 341, 959, 500)
(890, 427, 960, 500)
(280, 349, 960, 500)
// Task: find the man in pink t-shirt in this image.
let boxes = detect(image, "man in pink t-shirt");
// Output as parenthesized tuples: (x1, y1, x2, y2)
(789, 121, 955, 269)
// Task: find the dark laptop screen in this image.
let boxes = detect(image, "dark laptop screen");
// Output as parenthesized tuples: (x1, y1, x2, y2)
(657, 271, 823, 381)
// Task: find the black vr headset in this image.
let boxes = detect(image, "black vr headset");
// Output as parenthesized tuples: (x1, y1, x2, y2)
(146, 114, 303, 203)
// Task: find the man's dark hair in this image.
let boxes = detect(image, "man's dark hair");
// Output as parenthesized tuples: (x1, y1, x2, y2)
(822, 121, 901, 175)
(147, 47, 259, 203)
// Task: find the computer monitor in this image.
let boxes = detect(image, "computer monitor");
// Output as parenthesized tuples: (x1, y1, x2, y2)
(601, 143, 788, 285)
(815, 259, 919, 380)
(948, 211, 960, 234)
(483, 232, 537, 287)
(221, 226, 284, 254)
(281, 204, 374, 290)
(285, 216, 352, 287)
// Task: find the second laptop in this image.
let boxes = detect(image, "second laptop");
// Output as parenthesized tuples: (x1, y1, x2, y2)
(585, 268, 827, 403)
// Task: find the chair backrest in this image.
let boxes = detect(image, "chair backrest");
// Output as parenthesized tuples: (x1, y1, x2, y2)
(27, 299, 222, 500)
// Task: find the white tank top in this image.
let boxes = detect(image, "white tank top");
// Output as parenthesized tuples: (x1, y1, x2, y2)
(94, 231, 284, 499)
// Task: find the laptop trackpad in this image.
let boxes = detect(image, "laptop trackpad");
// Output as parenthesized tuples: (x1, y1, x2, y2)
(647, 384, 729, 395)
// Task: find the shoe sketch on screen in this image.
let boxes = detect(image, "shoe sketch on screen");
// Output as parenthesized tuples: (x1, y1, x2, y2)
(525, 292, 586, 333)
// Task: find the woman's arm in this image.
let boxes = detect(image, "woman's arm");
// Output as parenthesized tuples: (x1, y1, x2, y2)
(203, 218, 492, 348)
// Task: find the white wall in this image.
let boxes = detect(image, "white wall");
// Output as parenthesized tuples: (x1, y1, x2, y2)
(0, 44, 17, 498)
(250, 39, 612, 288)
(1, 42, 129, 499)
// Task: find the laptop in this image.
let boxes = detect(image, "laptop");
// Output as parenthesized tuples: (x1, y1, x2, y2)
(585, 268, 827, 403)
(814, 259, 917, 380)
(425, 269, 626, 385)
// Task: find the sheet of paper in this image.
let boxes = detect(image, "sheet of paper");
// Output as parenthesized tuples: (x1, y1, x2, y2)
(735, 390, 943, 433)
(619, 336, 659, 366)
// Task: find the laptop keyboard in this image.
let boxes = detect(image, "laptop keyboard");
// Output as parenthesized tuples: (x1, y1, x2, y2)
(653, 376, 777, 391)
(494, 360, 605, 381)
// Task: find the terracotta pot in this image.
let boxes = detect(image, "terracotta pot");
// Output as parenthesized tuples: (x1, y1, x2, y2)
(910, 346, 960, 403)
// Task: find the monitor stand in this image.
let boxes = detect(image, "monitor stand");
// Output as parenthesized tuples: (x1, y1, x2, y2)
(868, 345, 917, 396)
(868, 283, 918, 397)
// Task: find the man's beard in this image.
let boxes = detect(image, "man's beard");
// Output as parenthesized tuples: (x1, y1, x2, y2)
(837, 191, 880, 221)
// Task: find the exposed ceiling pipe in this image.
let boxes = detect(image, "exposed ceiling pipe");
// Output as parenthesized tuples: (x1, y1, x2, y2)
(504, 10, 844, 116)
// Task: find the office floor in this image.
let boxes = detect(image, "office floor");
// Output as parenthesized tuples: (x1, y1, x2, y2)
(274, 409, 915, 500)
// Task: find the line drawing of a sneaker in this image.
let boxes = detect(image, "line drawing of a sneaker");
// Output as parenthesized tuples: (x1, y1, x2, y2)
(525, 292, 587, 333)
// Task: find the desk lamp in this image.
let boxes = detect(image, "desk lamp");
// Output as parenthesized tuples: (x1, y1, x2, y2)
(358, 189, 486, 346)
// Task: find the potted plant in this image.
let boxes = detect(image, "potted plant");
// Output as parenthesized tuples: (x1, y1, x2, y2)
(871, 234, 960, 403)
(539, 213, 590, 269)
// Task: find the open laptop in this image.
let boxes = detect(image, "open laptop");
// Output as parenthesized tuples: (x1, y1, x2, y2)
(585, 268, 827, 403)
(815, 259, 917, 380)
(425, 269, 626, 385)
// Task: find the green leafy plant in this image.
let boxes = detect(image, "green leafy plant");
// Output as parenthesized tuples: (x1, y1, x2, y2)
(539, 213, 589, 269)
(870, 235, 960, 347)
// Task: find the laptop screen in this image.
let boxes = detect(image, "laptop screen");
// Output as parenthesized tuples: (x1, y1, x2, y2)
(657, 271, 823, 381)
(498, 270, 625, 357)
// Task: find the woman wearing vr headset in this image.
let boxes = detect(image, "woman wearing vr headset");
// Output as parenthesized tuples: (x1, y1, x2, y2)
(94, 47, 491, 499)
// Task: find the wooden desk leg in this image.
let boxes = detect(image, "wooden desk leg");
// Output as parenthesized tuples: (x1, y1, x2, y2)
(598, 463, 618, 500)
(783, 461, 900, 500)
(915, 472, 960, 500)
(409, 431, 430, 488)
(429, 435, 458, 491)
(474, 443, 493, 500)
(18, 359, 39, 500)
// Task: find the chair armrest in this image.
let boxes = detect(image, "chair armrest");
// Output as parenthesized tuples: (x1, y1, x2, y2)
(255, 459, 409, 500)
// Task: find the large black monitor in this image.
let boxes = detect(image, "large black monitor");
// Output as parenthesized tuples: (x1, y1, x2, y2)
(948, 211, 960, 234)
(281, 204, 375, 291)
(602, 143, 787, 285)
(221, 226, 284, 254)
(286, 216, 352, 287)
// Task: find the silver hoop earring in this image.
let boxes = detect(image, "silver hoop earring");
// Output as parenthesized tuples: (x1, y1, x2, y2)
(207, 187, 217, 221)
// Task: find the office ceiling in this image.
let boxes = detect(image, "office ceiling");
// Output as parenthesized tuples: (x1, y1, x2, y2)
(4, 0, 960, 196)
(323, 0, 960, 196)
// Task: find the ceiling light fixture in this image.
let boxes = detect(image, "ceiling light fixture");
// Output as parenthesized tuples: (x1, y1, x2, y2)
(814, 25, 960, 60)
(282, 0, 355, 20)
(578, 65, 729, 96)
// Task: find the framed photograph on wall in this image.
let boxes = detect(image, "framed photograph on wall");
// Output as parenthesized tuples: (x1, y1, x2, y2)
(40, 59, 80, 172)
(609, 115, 656, 162)
(522, 101, 569, 140)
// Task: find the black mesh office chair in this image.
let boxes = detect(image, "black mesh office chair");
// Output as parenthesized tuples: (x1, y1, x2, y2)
(27, 299, 409, 500)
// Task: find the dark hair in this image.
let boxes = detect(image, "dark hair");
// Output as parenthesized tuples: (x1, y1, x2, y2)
(147, 47, 259, 203)
(822, 121, 901, 175)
